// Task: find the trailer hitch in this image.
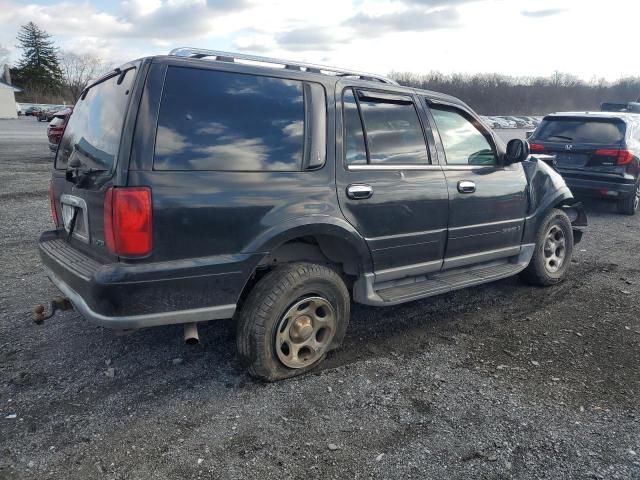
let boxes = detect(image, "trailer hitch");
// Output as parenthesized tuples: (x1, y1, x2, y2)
(32, 297, 73, 324)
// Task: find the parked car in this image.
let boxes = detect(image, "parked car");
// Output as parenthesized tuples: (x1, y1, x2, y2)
(480, 116, 500, 128)
(16, 103, 24, 116)
(47, 107, 73, 152)
(39, 49, 587, 381)
(487, 116, 511, 128)
(529, 111, 640, 214)
(37, 106, 63, 122)
(24, 106, 41, 116)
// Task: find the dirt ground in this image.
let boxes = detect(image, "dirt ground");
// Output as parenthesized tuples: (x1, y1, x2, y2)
(0, 118, 638, 479)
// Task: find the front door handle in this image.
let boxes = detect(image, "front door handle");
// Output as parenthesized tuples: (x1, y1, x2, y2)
(347, 184, 373, 200)
(457, 180, 476, 194)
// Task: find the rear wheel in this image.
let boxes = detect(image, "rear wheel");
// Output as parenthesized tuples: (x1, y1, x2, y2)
(236, 263, 350, 381)
(520, 208, 573, 286)
(617, 183, 640, 216)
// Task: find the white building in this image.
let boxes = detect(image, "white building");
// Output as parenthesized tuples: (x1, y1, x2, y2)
(0, 64, 22, 119)
(0, 79, 21, 119)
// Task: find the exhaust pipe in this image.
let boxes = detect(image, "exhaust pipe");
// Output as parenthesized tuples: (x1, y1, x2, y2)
(184, 322, 199, 345)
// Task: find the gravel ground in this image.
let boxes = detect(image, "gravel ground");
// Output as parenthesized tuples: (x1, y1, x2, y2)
(0, 118, 638, 480)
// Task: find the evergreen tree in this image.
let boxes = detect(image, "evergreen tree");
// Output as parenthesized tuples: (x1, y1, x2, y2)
(12, 22, 63, 95)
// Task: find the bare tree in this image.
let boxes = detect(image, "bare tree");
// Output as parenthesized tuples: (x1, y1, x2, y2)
(59, 51, 108, 101)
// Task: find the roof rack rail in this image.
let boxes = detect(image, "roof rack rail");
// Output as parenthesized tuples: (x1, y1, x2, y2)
(168, 47, 398, 85)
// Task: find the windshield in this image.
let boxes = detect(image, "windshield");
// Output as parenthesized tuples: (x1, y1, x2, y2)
(536, 118, 625, 144)
(55, 67, 137, 171)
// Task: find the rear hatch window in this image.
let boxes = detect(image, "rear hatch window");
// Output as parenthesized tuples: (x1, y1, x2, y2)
(532, 117, 627, 170)
(55, 67, 137, 172)
(535, 118, 625, 144)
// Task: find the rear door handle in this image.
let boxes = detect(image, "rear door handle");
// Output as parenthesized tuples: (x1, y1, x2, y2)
(347, 184, 373, 200)
(457, 180, 476, 194)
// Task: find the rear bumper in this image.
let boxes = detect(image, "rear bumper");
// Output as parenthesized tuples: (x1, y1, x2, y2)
(560, 171, 637, 198)
(39, 230, 260, 329)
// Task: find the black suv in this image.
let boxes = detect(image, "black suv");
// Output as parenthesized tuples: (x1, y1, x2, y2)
(529, 112, 640, 214)
(39, 48, 586, 381)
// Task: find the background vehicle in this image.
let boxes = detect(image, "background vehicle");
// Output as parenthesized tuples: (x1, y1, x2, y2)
(37, 106, 63, 122)
(529, 112, 640, 214)
(39, 49, 586, 381)
(46, 106, 73, 152)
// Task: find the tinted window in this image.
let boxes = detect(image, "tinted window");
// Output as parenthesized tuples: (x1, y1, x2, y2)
(358, 95, 428, 165)
(55, 68, 136, 170)
(431, 107, 497, 166)
(154, 67, 305, 171)
(535, 118, 625, 144)
(343, 89, 367, 165)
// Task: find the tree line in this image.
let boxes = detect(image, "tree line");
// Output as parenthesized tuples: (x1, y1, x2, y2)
(4, 22, 109, 104)
(391, 71, 640, 115)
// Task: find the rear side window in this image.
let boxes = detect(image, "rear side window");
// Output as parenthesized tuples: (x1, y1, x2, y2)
(430, 106, 497, 166)
(535, 118, 625, 144)
(343, 88, 429, 166)
(154, 67, 309, 171)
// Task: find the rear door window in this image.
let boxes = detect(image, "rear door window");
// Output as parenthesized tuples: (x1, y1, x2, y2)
(343, 88, 429, 166)
(536, 118, 625, 144)
(430, 106, 498, 166)
(154, 67, 310, 171)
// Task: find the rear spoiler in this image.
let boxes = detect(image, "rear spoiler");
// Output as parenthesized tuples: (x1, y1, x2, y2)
(601, 102, 640, 113)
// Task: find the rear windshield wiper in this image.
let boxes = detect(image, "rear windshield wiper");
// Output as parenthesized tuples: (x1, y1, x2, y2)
(66, 158, 109, 185)
(546, 135, 573, 141)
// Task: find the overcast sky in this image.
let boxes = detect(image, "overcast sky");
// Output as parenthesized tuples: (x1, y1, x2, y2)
(0, 0, 637, 81)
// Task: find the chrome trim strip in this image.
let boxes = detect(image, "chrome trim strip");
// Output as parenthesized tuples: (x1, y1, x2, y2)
(347, 164, 442, 171)
(365, 228, 446, 242)
(43, 266, 236, 330)
(448, 218, 525, 231)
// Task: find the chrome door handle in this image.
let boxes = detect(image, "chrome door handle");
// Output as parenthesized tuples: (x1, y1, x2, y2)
(346, 184, 373, 200)
(457, 180, 476, 194)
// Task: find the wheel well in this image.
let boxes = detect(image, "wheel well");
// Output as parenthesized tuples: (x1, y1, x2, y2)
(236, 235, 361, 311)
(257, 235, 360, 276)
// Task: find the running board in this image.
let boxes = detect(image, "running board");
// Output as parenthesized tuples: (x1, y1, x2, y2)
(353, 245, 534, 306)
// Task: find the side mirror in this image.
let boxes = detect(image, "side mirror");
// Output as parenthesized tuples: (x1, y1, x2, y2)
(504, 138, 530, 165)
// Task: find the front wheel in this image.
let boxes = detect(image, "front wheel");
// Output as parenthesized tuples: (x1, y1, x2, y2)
(520, 208, 574, 286)
(617, 183, 640, 216)
(236, 263, 350, 381)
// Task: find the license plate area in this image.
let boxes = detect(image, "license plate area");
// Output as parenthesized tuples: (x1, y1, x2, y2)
(555, 152, 588, 167)
(60, 194, 90, 243)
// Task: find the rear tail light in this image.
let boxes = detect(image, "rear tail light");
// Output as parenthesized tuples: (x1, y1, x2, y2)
(104, 187, 152, 257)
(594, 148, 635, 165)
(49, 180, 60, 228)
(529, 142, 545, 152)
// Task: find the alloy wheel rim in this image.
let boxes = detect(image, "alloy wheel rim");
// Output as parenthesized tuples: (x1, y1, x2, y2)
(543, 224, 566, 273)
(634, 184, 640, 211)
(275, 296, 336, 369)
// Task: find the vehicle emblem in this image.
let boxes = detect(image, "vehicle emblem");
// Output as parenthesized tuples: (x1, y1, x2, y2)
(565, 144, 573, 150)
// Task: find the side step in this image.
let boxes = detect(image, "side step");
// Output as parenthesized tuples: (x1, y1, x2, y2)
(375, 262, 523, 303)
(353, 245, 535, 307)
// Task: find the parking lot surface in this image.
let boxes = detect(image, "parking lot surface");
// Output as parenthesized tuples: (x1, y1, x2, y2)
(0, 118, 638, 479)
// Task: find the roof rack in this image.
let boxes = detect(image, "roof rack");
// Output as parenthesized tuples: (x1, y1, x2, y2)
(168, 47, 398, 85)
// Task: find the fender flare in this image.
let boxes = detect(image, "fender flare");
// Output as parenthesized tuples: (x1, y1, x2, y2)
(241, 215, 374, 274)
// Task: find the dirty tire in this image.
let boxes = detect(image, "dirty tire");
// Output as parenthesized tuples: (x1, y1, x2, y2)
(520, 208, 573, 287)
(617, 183, 639, 215)
(236, 263, 350, 381)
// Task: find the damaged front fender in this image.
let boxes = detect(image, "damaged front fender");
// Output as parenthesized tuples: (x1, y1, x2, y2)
(522, 156, 588, 244)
